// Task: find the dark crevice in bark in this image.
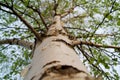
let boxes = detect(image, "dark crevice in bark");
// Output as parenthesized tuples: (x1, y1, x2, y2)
(31, 76, 35, 80)
(43, 61, 60, 68)
(40, 65, 85, 80)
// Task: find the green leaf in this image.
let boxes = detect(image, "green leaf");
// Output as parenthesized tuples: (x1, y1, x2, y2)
(112, 58, 118, 61)
(117, 20, 120, 26)
(104, 63, 110, 69)
(107, 15, 113, 20)
(113, 62, 117, 66)
(93, 8, 99, 13)
(3, 74, 9, 79)
(90, 58, 95, 64)
(104, 55, 110, 62)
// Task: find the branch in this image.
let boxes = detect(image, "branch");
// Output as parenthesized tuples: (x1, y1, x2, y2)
(61, 5, 78, 18)
(12, 9, 41, 41)
(63, 13, 88, 23)
(0, 7, 13, 14)
(36, 9, 48, 30)
(64, 27, 89, 32)
(99, 48, 120, 59)
(13, 8, 41, 30)
(0, 45, 9, 51)
(77, 45, 110, 80)
(0, 38, 34, 50)
(72, 40, 120, 49)
(89, 0, 117, 40)
(0, 2, 41, 41)
(76, 34, 115, 39)
(24, 4, 48, 30)
(77, 45, 101, 71)
(53, 0, 59, 15)
(91, 33, 115, 37)
(76, 33, 116, 38)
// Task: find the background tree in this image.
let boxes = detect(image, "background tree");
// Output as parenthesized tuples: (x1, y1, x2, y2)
(0, 0, 120, 80)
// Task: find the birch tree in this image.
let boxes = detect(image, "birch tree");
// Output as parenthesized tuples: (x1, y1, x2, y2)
(0, 0, 120, 80)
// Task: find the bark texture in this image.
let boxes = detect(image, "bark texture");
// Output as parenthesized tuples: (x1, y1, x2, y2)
(23, 15, 102, 80)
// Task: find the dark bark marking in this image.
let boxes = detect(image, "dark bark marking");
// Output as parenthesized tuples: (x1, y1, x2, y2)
(50, 65, 81, 75)
(30, 44, 33, 50)
(39, 65, 87, 80)
(43, 61, 60, 68)
(38, 72, 47, 80)
(31, 76, 35, 80)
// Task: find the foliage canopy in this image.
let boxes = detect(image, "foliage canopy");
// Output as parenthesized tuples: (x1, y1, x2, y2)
(0, 0, 120, 80)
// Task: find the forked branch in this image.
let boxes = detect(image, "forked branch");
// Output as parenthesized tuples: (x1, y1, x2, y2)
(0, 38, 34, 50)
(24, 4, 48, 30)
(0, 2, 41, 41)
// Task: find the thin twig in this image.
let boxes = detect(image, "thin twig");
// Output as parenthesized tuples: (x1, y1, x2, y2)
(77, 45, 102, 71)
(26, 5, 48, 30)
(0, 2, 41, 41)
(89, 0, 117, 40)
(0, 45, 9, 51)
(77, 45, 110, 80)
(0, 7, 13, 14)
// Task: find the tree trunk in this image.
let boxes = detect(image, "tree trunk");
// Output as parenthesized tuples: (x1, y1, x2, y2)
(23, 15, 102, 80)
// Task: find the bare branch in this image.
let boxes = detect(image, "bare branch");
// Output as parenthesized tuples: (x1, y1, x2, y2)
(0, 38, 34, 50)
(72, 40, 120, 49)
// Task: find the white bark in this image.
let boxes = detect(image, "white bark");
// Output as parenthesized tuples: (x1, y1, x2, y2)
(24, 34, 89, 79)
(23, 15, 102, 80)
